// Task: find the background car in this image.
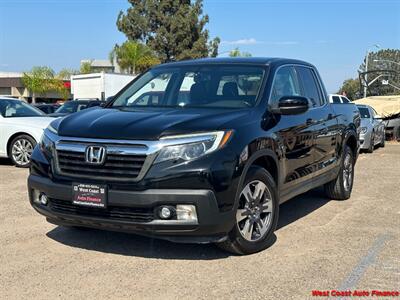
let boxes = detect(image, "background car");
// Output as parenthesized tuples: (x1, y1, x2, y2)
(329, 94, 351, 104)
(49, 99, 102, 117)
(357, 104, 385, 153)
(32, 103, 60, 114)
(0, 97, 53, 167)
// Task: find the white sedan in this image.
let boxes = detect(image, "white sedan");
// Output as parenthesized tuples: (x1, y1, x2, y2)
(0, 98, 53, 167)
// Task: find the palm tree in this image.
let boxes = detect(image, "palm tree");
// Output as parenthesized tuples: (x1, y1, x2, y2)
(109, 41, 160, 74)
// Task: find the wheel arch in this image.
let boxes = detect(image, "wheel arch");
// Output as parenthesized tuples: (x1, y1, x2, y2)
(343, 129, 358, 159)
(234, 149, 280, 209)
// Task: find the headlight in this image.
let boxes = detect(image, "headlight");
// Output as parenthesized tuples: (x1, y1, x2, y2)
(154, 131, 233, 164)
(360, 127, 367, 134)
(48, 123, 58, 134)
(40, 127, 58, 156)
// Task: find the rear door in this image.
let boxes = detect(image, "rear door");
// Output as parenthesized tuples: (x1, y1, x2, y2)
(295, 66, 338, 177)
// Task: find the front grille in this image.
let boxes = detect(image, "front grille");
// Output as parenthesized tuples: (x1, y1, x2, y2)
(55, 148, 147, 181)
(49, 198, 154, 223)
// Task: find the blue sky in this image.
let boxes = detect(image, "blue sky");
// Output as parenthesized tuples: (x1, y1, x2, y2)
(0, 0, 399, 92)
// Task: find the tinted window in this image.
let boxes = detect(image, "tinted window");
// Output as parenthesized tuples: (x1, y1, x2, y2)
(270, 66, 301, 103)
(332, 96, 341, 104)
(358, 107, 370, 118)
(112, 65, 266, 109)
(341, 96, 350, 103)
(296, 67, 322, 107)
(88, 102, 101, 108)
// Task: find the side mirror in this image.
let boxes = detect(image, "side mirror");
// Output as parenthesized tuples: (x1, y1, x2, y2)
(276, 96, 309, 115)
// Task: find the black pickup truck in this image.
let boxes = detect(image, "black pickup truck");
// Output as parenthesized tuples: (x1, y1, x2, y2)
(28, 58, 360, 254)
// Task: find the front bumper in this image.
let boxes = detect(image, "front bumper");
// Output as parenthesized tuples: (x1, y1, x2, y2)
(359, 132, 372, 150)
(28, 174, 234, 243)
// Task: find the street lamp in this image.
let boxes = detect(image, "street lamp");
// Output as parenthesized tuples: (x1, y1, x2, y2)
(364, 44, 380, 98)
(373, 59, 400, 67)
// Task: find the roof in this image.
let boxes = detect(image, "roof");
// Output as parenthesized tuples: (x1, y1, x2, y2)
(155, 57, 313, 68)
(0, 71, 23, 78)
(354, 95, 400, 118)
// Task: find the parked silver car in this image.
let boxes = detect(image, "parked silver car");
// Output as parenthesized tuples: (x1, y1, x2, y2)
(357, 104, 385, 153)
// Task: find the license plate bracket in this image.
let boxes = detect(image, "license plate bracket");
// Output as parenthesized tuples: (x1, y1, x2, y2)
(72, 183, 107, 208)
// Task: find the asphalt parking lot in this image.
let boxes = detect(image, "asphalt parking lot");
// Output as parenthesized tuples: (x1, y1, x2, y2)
(1, 144, 399, 299)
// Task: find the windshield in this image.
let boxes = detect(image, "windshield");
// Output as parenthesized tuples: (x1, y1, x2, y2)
(111, 65, 266, 109)
(0, 99, 44, 117)
(55, 101, 88, 114)
(358, 107, 370, 118)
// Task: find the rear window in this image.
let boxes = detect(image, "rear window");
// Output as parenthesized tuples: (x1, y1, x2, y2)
(332, 96, 341, 104)
(358, 107, 370, 118)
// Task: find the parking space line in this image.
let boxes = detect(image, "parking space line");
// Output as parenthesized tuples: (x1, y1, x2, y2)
(337, 234, 391, 291)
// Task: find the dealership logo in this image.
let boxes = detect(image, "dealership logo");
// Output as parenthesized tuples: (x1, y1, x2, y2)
(85, 146, 106, 165)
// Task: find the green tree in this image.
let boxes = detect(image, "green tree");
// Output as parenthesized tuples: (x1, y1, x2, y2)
(80, 61, 93, 74)
(22, 66, 70, 103)
(109, 41, 160, 74)
(22, 66, 55, 103)
(57, 68, 78, 80)
(338, 78, 360, 100)
(359, 48, 400, 96)
(229, 48, 252, 57)
(117, 0, 220, 62)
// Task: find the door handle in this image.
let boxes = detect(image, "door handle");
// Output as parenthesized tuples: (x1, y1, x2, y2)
(327, 113, 333, 120)
(306, 118, 314, 125)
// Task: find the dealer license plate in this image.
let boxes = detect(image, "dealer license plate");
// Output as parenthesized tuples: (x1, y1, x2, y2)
(72, 183, 107, 208)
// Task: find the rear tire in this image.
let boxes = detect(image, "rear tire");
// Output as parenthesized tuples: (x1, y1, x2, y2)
(379, 132, 385, 147)
(217, 166, 279, 255)
(8, 134, 36, 168)
(324, 145, 354, 200)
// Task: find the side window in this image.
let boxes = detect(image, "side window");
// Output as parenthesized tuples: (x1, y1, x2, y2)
(341, 97, 350, 103)
(332, 96, 341, 103)
(296, 67, 323, 107)
(270, 66, 301, 103)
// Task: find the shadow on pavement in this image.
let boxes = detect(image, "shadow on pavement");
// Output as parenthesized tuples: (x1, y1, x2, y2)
(46, 187, 330, 259)
(0, 158, 13, 166)
(277, 187, 331, 230)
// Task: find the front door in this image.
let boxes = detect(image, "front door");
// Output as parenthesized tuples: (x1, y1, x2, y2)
(269, 66, 316, 195)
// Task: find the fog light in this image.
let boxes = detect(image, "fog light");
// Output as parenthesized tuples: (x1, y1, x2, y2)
(176, 205, 197, 221)
(159, 206, 173, 219)
(39, 193, 49, 205)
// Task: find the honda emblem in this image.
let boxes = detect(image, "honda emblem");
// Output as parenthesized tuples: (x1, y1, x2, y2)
(85, 146, 106, 165)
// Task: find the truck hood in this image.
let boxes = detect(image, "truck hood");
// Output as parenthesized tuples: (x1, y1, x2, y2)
(57, 107, 253, 140)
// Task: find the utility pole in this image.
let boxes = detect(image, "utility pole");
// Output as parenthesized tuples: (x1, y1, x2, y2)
(363, 44, 380, 98)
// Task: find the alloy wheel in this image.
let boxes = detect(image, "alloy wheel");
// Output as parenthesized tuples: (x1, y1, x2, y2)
(11, 138, 33, 166)
(343, 152, 353, 192)
(236, 180, 274, 242)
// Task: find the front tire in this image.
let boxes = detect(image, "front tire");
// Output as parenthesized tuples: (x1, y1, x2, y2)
(9, 134, 36, 168)
(217, 166, 279, 255)
(366, 131, 374, 153)
(324, 145, 354, 200)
